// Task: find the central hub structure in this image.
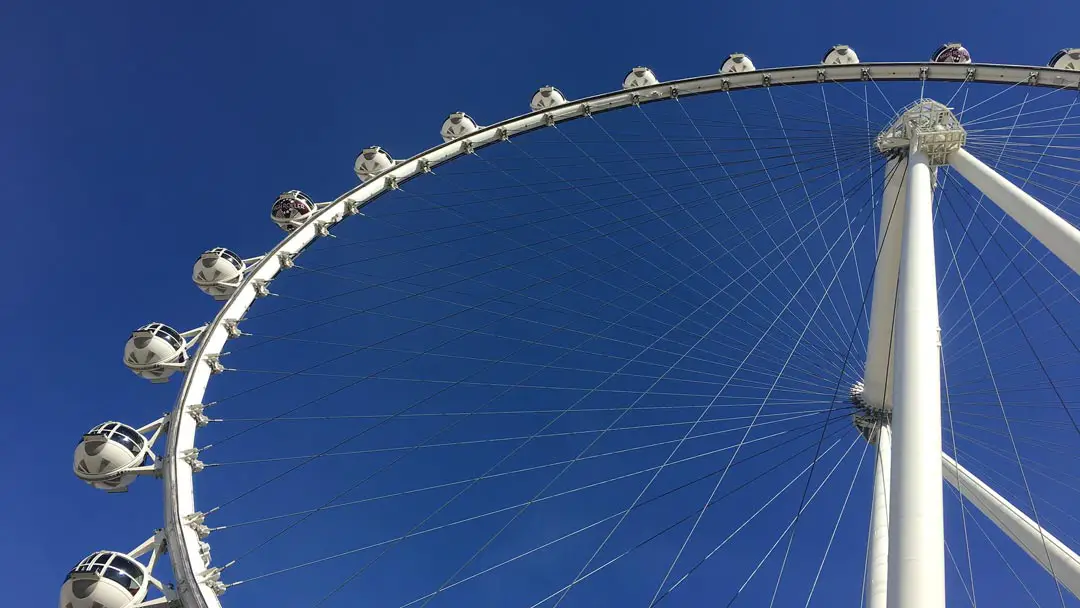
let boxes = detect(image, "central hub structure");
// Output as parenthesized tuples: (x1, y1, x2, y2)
(875, 98, 966, 165)
(849, 381, 891, 443)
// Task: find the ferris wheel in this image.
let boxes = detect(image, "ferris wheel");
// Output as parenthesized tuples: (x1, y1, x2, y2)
(63, 43, 1080, 608)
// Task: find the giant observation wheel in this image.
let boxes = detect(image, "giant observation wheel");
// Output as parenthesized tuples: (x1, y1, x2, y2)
(63, 44, 1080, 608)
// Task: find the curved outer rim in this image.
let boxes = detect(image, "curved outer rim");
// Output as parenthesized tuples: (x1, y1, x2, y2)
(161, 61, 1080, 608)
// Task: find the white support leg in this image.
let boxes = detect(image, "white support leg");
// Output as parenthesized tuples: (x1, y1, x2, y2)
(867, 423, 892, 608)
(887, 149, 946, 608)
(949, 147, 1080, 275)
(941, 452, 1080, 599)
(863, 158, 909, 411)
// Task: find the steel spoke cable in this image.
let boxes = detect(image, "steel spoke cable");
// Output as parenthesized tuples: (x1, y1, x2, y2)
(947, 483, 1046, 607)
(593, 102, 860, 356)
(935, 91, 1033, 323)
(226, 332, 846, 394)
(655, 433, 862, 606)
(227, 341, 846, 396)
(401, 423, 855, 608)
(280, 145, 867, 286)
(209, 409, 850, 531)
(815, 82, 866, 346)
(961, 85, 1076, 126)
(936, 190, 1068, 606)
(210, 171, 797, 407)
(725, 91, 856, 355)
(762, 85, 865, 356)
(219, 372, 846, 399)
(761, 166, 886, 605)
(821, 77, 895, 123)
(278, 251, 854, 391)
(458, 138, 858, 377)
(213, 399, 840, 423)
(725, 435, 862, 608)
(519, 430, 855, 608)
(204, 80, 1080, 605)
(204, 408, 841, 467)
(941, 275, 980, 606)
(554, 191, 872, 608)
(571, 108, 855, 355)
(946, 444, 1080, 549)
(941, 184, 1080, 443)
(952, 432, 1080, 505)
(866, 74, 898, 118)
(287, 143, 874, 264)
(308, 171, 871, 605)
(222, 165, 874, 416)
(270, 251, 857, 387)
(946, 538, 978, 607)
(204, 199, 751, 486)
(237, 147, 874, 371)
(802, 438, 870, 606)
(956, 79, 1047, 124)
(230, 419, 849, 589)
(211, 256, 666, 565)
(672, 97, 876, 371)
(944, 279, 1080, 365)
(225, 214, 851, 574)
(410, 166, 874, 608)
(648, 180, 878, 606)
(629, 101, 854, 358)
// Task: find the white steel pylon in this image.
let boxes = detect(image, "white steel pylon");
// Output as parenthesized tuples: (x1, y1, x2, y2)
(860, 99, 1080, 607)
(857, 154, 907, 608)
(862, 99, 966, 608)
(887, 147, 946, 608)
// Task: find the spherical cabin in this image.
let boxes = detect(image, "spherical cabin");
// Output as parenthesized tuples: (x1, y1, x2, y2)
(720, 53, 755, 74)
(931, 43, 971, 64)
(74, 422, 148, 491)
(1049, 48, 1080, 70)
(270, 190, 318, 232)
(822, 45, 859, 65)
(622, 67, 658, 90)
(193, 247, 246, 300)
(440, 112, 479, 143)
(59, 551, 148, 608)
(354, 146, 395, 181)
(530, 86, 567, 111)
(123, 323, 187, 382)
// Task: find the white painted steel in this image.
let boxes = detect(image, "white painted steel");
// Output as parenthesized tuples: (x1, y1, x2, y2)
(941, 452, 1080, 598)
(866, 423, 892, 608)
(886, 149, 945, 608)
(949, 147, 1080, 276)
(862, 158, 908, 410)
(160, 63, 1080, 608)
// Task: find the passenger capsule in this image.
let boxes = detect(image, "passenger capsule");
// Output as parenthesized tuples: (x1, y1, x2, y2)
(193, 247, 246, 299)
(622, 66, 658, 89)
(270, 190, 317, 232)
(74, 422, 149, 492)
(931, 43, 971, 64)
(530, 86, 567, 111)
(440, 112, 479, 142)
(822, 45, 859, 65)
(354, 146, 395, 181)
(60, 551, 149, 608)
(720, 53, 755, 74)
(123, 323, 188, 383)
(1049, 48, 1080, 70)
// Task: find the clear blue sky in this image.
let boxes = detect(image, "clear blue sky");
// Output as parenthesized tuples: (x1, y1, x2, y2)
(7, 1, 1080, 606)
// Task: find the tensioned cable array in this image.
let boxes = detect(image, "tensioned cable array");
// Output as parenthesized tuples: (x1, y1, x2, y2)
(176, 76, 1080, 608)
